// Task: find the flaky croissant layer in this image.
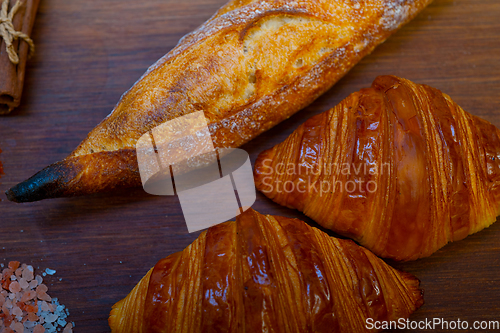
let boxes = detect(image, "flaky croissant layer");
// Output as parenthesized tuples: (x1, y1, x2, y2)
(254, 75, 500, 261)
(109, 209, 423, 332)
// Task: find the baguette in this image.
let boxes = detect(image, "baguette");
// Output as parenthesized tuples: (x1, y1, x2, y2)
(7, 0, 433, 202)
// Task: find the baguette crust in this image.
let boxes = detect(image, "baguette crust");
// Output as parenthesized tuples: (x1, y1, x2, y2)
(7, 0, 433, 202)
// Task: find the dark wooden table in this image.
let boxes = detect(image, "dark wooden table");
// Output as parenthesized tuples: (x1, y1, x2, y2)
(1, 0, 499, 331)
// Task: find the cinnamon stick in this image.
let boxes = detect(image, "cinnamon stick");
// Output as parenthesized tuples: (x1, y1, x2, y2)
(0, 147, 4, 178)
(0, 0, 40, 114)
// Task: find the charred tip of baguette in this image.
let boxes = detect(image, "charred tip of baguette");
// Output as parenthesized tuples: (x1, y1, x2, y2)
(6, 149, 142, 203)
(6, 160, 79, 203)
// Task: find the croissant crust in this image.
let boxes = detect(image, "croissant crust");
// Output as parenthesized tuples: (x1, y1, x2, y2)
(254, 75, 500, 261)
(109, 208, 423, 332)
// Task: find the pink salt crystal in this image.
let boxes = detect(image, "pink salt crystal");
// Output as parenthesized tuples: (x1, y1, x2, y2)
(41, 301, 50, 312)
(28, 312, 38, 321)
(2, 302, 9, 314)
(0, 292, 5, 306)
(11, 306, 22, 317)
(8, 281, 20, 293)
(20, 290, 36, 303)
(25, 303, 37, 313)
(62, 323, 73, 333)
(4, 327, 14, 333)
(8, 262, 19, 271)
(29, 279, 38, 289)
(35, 284, 47, 294)
(33, 324, 45, 333)
(18, 278, 29, 290)
(4, 315, 13, 328)
(14, 268, 22, 279)
(22, 266, 34, 282)
(12, 321, 23, 333)
(37, 291, 51, 302)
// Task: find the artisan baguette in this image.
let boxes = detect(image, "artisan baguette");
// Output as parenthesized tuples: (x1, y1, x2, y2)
(7, 0, 432, 202)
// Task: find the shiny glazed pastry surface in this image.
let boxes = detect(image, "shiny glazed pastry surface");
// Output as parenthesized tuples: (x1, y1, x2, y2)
(109, 209, 423, 332)
(7, 0, 432, 202)
(254, 75, 500, 261)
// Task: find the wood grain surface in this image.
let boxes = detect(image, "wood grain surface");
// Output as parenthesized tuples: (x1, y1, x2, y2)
(0, 0, 499, 332)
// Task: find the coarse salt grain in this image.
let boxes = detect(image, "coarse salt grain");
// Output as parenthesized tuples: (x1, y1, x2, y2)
(12, 321, 24, 333)
(62, 322, 73, 333)
(8, 262, 19, 271)
(29, 280, 38, 289)
(28, 312, 39, 321)
(21, 290, 36, 303)
(8, 281, 20, 293)
(0, 261, 73, 333)
(33, 325, 44, 333)
(19, 278, 29, 290)
(41, 301, 50, 312)
(23, 266, 34, 281)
(11, 306, 22, 317)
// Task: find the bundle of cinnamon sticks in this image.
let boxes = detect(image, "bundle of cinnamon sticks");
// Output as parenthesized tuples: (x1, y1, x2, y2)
(0, 0, 40, 114)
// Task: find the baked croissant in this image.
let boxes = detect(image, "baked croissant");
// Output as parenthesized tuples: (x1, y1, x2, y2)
(254, 75, 500, 261)
(109, 208, 423, 332)
(6, 0, 432, 202)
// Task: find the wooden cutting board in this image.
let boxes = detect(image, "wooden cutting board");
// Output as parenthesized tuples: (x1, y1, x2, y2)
(0, 0, 499, 331)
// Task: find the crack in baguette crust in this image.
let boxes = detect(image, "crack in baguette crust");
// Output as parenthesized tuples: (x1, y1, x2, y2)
(7, 0, 433, 202)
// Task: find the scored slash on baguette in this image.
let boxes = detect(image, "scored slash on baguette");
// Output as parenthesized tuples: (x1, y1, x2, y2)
(7, 0, 433, 202)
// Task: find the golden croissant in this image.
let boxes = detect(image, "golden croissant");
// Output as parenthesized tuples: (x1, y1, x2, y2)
(254, 75, 500, 261)
(109, 208, 423, 332)
(6, 0, 432, 202)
